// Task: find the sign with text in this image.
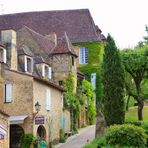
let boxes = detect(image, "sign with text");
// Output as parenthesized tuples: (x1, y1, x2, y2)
(35, 116, 44, 125)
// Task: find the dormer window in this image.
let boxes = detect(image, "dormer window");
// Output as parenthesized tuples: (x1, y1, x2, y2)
(42, 64, 52, 79)
(0, 47, 6, 63)
(24, 55, 33, 73)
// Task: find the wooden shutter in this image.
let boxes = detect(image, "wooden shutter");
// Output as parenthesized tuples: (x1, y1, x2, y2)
(46, 89, 51, 111)
(3, 49, 7, 63)
(24, 56, 27, 72)
(48, 67, 52, 79)
(5, 84, 12, 102)
(42, 64, 45, 77)
(85, 48, 88, 64)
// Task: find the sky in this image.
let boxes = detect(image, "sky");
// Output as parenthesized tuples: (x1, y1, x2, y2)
(0, 0, 148, 49)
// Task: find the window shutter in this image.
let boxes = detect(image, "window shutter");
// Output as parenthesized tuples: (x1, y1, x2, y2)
(85, 48, 88, 64)
(24, 56, 27, 72)
(79, 47, 83, 64)
(42, 64, 45, 77)
(3, 49, 7, 63)
(46, 89, 51, 111)
(5, 84, 12, 102)
(48, 67, 52, 79)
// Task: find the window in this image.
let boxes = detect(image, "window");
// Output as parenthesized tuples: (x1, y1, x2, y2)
(59, 80, 63, 86)
(72, 56, 74, 66)
(24, 56, 33, 73)
(0, 48, 6, 63)
(42, 64, 52, 79)
(5, 83, 12, 103)
(79, 47, 88, 64)
(46, 89, 51, 111)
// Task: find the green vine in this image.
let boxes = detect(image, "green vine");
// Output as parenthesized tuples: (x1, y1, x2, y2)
(63, 71, 80, 132)
(73, 41, 104, 103)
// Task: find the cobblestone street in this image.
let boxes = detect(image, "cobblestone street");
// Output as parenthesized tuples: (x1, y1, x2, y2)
(55, 125, 95, 148)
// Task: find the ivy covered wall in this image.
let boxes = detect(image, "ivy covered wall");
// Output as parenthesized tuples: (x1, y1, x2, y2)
(73, 41, 104, 102)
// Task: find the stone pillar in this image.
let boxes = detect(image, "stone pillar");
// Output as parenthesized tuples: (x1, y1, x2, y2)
(1, 30, 18, 70)
(95, 103, 106, 137)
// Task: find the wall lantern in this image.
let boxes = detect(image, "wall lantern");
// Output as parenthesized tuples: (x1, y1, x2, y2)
(35, 101, 41, 113)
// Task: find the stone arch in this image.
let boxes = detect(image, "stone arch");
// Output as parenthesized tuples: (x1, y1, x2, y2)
(37, 125, 46, 141)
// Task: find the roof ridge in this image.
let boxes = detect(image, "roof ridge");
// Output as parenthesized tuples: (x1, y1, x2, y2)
(1, 9, 90, 16)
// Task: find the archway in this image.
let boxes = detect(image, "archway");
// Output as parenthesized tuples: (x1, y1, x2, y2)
(37, 125, 46, 140)
(10, 125, 24, 148)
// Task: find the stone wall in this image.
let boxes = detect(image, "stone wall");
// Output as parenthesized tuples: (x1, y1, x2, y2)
(33, 80, 63, 144)
(1, 30, 18, 71)
(0, 113, 9, 148)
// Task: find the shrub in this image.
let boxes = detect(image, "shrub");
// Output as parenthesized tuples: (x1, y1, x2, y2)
(105, 124, 147, 147)
(83, 136, 106, 148)
(20, 133, 37, 148)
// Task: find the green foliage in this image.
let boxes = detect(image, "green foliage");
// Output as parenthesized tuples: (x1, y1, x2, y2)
(125, 106, 148, 121)
(122, 47, 148, 120)
(73, 41, 104, 102)
(105, 124, 147, 147)
(63, 71, 80, 131)
(83, 136, 106, 148)
(102, 34, 125, 126)
(78, 80, 96, 125)
(59, 128, 66, 143)
(20, 133, 37, 148)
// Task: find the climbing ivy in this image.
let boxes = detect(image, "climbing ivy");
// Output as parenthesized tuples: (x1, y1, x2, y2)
(73, 41, 104, 103)
(82, 80, 96, 125)
(63, 71, 80, 132)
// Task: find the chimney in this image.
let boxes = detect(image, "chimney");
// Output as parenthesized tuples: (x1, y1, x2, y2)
(1, 30, 18, 70)
(45, 32, 57, 47)
(0, 45, 4, 110)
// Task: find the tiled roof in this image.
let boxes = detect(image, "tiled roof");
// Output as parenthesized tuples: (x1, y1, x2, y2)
(100, 34, 106, 41)
(34, 56, 49, 65)
(0, 9, 100, 43)
(0, 41, 4, 47)
(24, 26, 55, 53)
(17, 45, 34, 57)
(51, 32, 77, 56)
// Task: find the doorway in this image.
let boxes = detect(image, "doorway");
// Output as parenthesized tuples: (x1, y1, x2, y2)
(10, 125, 24, 148)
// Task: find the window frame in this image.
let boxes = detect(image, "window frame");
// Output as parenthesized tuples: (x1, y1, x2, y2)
(4, 83, 13, 103)
(79, 47, 88, 64)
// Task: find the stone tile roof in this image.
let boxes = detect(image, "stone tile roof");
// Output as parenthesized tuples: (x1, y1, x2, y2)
(24, 26, 55, 53)
(51, 32, 77, 56)
(0, 41, 4, 47)
(0, 9, 100, 43)
(17, 45, 34, 57)
(100, 34, 106, 41)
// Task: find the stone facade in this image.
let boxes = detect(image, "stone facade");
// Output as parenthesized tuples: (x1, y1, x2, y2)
(0, 29, 64, 147)
(0, 111, 9, 148)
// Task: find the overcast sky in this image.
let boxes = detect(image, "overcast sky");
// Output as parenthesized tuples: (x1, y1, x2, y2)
(0, 0, 148, 49)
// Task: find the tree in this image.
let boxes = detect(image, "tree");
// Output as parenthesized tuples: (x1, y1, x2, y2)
(143, 25, 148, 45)
(122, 47, 148, 120)
(102, 34, 125, 126)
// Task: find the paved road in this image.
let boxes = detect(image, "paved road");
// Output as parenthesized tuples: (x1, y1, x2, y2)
(55, 125, 96, 148)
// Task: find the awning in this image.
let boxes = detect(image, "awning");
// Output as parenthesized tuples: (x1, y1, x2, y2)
(9, 115, 28, 124)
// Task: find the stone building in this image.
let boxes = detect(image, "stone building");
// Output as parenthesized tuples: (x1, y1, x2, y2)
(0, 29, 65, 147)
(0, 9, 106, 146)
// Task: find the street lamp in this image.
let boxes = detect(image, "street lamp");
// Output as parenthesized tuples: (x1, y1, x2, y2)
(35, 101, 41, 113)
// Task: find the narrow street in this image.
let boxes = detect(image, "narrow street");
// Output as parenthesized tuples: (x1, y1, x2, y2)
(55, 125, 96, 148)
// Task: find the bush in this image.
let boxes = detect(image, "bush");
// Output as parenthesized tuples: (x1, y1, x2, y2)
(83, 136, 106, 148)
(20, 133, 37, 148)
(105, 124, 147, 147)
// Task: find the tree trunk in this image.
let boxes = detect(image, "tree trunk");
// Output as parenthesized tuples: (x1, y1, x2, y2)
(136, 96, 144, 120)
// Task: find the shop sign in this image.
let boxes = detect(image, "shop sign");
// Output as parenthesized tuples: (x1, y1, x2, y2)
(35, 116, 44, 125)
